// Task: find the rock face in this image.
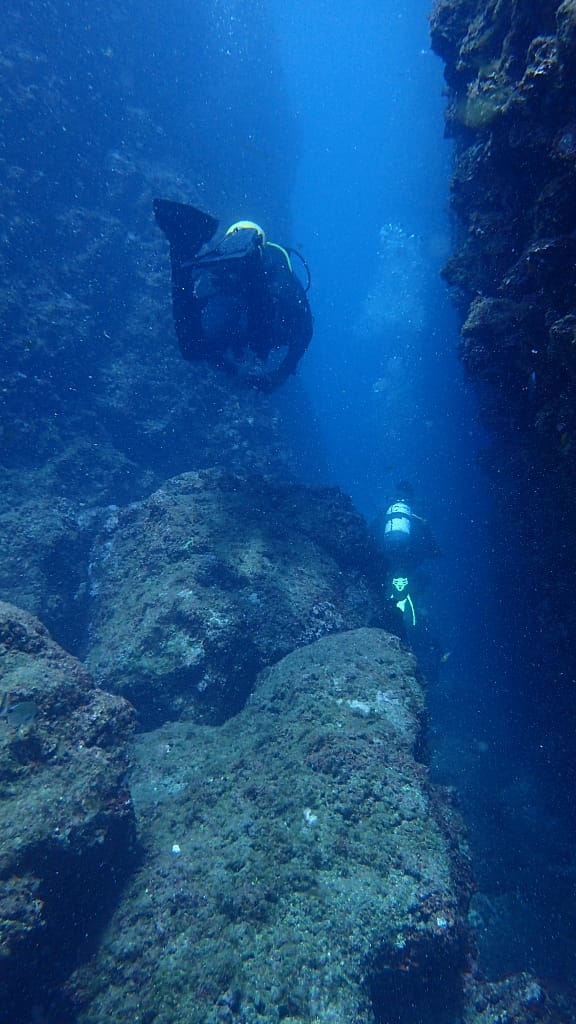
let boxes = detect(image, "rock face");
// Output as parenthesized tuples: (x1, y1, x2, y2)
(0, 602, 137, 1021)
(0, 498, 97, 653)
(67, 629, 471, 1024)
(461, 972, 575, 1024)
(429, 1, 576, 780)
(429, 0, 576, 455)
(86, 470, 393, 726)
(0, 0, 326, 672)
(0, 0, 308, 512)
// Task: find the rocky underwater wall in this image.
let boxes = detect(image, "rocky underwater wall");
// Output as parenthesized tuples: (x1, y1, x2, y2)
(429, 0, 576, 784)
(0, 0, 307, 511)
(0, 0, 322, 651)
(1, 1, 575, 1023)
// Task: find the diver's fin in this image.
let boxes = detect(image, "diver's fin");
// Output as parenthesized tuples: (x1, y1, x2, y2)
(153, 199, 219, 257)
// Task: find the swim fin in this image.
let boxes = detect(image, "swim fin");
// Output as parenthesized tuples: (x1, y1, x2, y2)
(153, 199, 219, 257)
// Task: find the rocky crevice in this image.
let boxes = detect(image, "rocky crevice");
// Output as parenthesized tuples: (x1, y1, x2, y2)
(430, 0, 576, 779)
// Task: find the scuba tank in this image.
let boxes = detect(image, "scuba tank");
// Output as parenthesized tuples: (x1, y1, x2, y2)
(383, 501, 411, 547)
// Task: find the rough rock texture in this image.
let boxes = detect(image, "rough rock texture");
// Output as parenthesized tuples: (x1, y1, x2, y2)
(429, 0, 576, 782)
(86, 470, 393, 726)
(0, 0, 318, 513)
(462, 971, 576, 1024)
(0, 0, 325, 674)
(67, 628, 471, 1024)
(0, 602, 137, 1023)
(0, 498, 97, 653)
(430, 0, 576, 450)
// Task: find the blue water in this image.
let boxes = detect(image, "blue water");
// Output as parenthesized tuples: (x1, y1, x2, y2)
(3, 0, 576, 1005)
(269, 0, 575, 982)
(270, 3, 491, 772)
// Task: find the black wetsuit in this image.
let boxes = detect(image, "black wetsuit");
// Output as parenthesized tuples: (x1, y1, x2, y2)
(154, 199, 313, 390)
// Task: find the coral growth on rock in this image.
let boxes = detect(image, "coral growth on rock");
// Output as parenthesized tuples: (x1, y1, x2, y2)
(67, 629, 471, 1024)
(0, 602, 136, 1017)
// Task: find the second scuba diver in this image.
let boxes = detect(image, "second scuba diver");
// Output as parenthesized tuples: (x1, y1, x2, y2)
(373, 484, 440, 630)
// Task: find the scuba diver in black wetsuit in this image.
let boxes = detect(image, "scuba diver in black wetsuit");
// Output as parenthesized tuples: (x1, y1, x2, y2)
(154, 199, 313, 392)
(372, 483, 440, 631)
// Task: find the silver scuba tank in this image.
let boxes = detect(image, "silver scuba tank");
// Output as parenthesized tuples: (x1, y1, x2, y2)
(383, 501, 411, 547)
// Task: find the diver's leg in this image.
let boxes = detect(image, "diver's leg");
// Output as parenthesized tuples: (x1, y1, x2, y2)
(171, 263, 206, 360)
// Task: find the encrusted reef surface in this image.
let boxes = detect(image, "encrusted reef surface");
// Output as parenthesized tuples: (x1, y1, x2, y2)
(86, 470, 392, 727)
(67, 629, 471, 1024)
(429, 0, 576, 447)
(461, 972, 575, 1024)
(0, 601, 137, 1022)
(429, 1, 576, 774)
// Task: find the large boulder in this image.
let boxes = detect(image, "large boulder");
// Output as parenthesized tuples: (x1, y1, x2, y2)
(86, 470, 392, 726)
(68, 628, 471, 1024)
(0, 602, 137, 1021)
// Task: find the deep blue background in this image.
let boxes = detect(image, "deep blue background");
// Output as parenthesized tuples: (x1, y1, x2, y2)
(271, 3, 493, 760)
(270, 0, 575, 981)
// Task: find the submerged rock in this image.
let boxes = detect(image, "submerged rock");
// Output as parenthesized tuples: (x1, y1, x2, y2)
(0, 602, 137, 1020)
(68, 628, 471, 1024)
(462, 971, 576, 1024)
(86, 470, 392, 726)
(430, 0, 576, 455)
(0, 496, 95, 653)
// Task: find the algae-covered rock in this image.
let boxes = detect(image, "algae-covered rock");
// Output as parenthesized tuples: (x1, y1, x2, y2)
(0, 602, 137, 1017)
(86, 470, 391, 726)
(68, 628, 471, 1024)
